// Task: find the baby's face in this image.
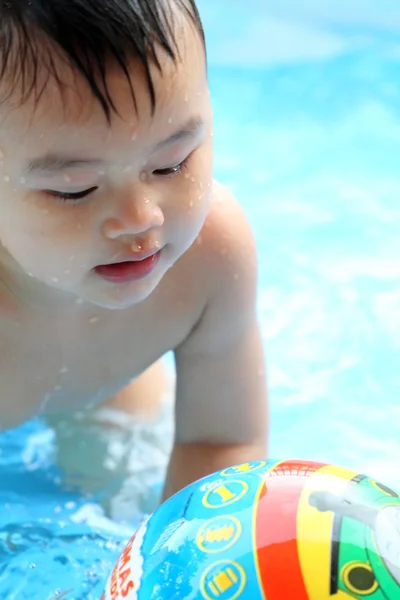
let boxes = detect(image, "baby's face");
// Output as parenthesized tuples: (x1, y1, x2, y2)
(0, 21, 212, 309)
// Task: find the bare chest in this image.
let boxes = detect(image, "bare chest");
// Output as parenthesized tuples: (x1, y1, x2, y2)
(0, 292, 194, 428)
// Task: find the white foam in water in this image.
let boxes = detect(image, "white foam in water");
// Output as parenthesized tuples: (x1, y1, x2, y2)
(70, 503, 134, 539)
(21, 428, 55, 472)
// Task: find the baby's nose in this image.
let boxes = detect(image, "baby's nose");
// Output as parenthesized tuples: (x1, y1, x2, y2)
(103, 199, 164, 239)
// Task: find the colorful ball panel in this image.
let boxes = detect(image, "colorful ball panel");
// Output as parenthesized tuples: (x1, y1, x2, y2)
(102, 459, 400, 600)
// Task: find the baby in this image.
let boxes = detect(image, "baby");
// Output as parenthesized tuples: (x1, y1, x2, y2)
(0, 0, 268, 502)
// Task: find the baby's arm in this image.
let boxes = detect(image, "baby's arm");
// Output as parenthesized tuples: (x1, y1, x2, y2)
(164, 184, 268, 499)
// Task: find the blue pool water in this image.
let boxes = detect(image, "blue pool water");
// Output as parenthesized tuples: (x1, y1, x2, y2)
(1, 1, 399, 597)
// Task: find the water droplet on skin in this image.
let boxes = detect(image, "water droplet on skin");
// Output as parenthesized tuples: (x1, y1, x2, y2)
(131, 241, 142, 251)
(184, 173, 190, 180)
(64, 174, 71, 182)
(168, 117, 173, 124)
(59, 367, 68, 374)
(19, 177, 26, 184)
(184, 94, 189, 102)
(89, 316, 99, 324)
(3, 175, 10, 182)
(27, 272, 34, 277)
(140, 171, 148, 182)
(131, 132, 137, 141)
(190, 177, 196, 183)
(189, 200, 194, 208)
(51, 277, 59, 283)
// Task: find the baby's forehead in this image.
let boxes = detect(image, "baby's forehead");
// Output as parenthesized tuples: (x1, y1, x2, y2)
(0, 51, 209, 172)
(0, 42, 205, 139)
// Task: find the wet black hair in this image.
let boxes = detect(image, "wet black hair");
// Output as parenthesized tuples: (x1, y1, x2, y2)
(0, 0, 205, 120)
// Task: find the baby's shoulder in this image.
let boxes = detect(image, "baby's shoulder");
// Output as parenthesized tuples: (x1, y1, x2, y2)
(184, 179, 258, 306)
(192, 179, 257, 272)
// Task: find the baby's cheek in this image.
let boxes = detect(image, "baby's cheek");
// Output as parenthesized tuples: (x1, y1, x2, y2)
(182, 163, 212, 215)
(9, 215, 90, 284)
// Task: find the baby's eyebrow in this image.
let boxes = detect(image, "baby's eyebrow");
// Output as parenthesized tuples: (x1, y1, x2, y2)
(24, 116, 205, 178)
(24, 156, 104, 176)
(153, 116, 205, 151)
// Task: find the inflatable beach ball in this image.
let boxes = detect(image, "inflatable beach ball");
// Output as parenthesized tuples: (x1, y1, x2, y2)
(102, 459, 400, 599)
